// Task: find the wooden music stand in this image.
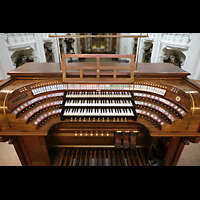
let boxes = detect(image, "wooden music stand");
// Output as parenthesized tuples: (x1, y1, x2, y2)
(62, 54, 135, 83)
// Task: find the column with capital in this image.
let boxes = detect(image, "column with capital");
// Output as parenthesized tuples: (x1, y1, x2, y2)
(158, 49, 165, 63)
(0, 33, 14, 79)
(35, 33, 46, 62)
(182, 33, 200, 79)
(51, 44, 59, 63)
(137, 39, 145, 63)
(150, 33, 161, 63)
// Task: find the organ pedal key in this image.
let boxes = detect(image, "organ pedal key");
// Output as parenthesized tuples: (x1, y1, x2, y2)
(115, 131, 122, 148)
(130, 131, 139, 150)
(123, 131, 130, 149)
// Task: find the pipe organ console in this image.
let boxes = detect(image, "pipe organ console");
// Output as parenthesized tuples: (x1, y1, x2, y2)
(0, 54, 200, 166)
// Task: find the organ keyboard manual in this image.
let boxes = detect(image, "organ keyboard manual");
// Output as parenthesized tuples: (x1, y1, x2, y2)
(0, 53, 200, 166)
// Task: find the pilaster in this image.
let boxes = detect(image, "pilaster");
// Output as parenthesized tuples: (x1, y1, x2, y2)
(151, 33, 161, 63)
(35, 33, 46, 62)
(0, 33, 14, 79)
(182, 33, 200, 79)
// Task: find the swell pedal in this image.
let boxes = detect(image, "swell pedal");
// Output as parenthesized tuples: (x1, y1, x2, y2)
(115, 131, 122, 148)
(123, 131, 130, 149)
(130, 131, 138, 150)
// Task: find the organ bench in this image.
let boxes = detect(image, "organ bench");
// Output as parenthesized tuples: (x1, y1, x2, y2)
(0, 54, 200, 166)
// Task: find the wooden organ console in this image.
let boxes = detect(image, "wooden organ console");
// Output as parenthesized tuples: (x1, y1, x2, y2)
(0, 54, 200, 166)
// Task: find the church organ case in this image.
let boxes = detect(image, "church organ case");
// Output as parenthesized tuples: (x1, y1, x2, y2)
(0, 54, 200, 166)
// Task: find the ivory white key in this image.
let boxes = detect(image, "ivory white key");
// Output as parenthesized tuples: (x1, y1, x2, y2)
(120, 108, 124, 116)
(69, 108, 73, 115)
(98, 108, 101, 116)
(92, 100, 95, 106)
(106, 108, 109, 116)
(84, 108, 87, 116)
(110, 108, 114, 116)
(130, 109, 134, 116)
(120, 100, 123, 106)
(106, 100, 109, 106)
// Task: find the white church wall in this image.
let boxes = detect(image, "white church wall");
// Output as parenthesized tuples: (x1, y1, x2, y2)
(182, 33, 200, 79)
(137, 33, 200, 80)
(0, 33, 200, 80)
(119, 33, 141, 62)
(0, 33, 14, 79)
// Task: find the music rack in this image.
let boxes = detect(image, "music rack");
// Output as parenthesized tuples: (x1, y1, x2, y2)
(62, 54, 135, 83)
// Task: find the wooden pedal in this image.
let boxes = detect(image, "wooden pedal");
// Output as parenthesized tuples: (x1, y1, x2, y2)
(123, 131, 130, 149)
(115, 131, 122, 148)
(130, 131, 138, 150)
